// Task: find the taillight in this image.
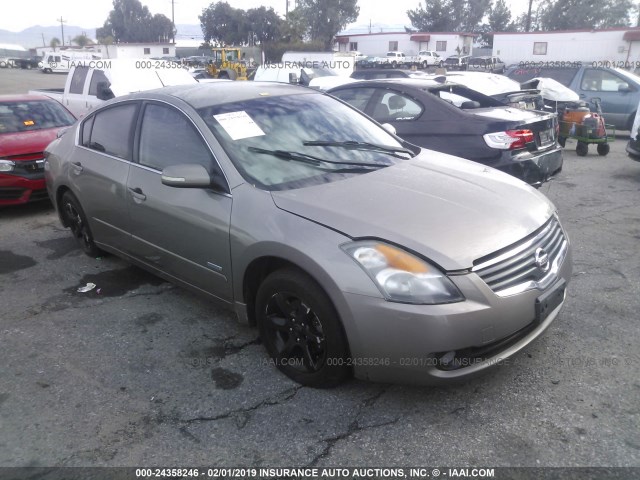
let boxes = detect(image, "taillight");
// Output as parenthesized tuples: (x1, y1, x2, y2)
(483, 129, 535, 150)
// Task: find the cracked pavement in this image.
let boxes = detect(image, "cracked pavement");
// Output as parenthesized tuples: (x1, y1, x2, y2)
(1, 134, 639, 467)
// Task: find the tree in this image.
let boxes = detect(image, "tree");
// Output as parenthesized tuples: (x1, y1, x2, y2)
(49, 37, 61, 51)
(407, 0, 490, 33)
(538, 0, 636, 30)
(294, 0, 360, 50)
(246, 6, 283, 45)
(72, 34, 92, 47)
(97, 0, 173, 43)
(200, 2, 247, 45)
(481, 0, 514, 46)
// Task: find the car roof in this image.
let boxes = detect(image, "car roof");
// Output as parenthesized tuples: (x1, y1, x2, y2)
(330, 78, 447, 91)
(0, 94, 58, 103)
(125, 82, 319, 109)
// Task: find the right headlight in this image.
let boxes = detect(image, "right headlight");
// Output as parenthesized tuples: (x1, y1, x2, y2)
(0, 159, 16, 172)
(342, 241, 464, 305)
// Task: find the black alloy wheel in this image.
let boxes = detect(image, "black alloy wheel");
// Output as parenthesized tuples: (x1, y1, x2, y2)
(256, 268, 350, 387)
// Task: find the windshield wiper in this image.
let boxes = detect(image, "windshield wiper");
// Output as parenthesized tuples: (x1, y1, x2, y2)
(302, 140, 415, 158)
(248, 146, 387, 169)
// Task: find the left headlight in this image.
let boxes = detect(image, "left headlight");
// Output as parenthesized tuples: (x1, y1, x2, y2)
(342, 241, 464, 305)
(0, 159, 16, 172)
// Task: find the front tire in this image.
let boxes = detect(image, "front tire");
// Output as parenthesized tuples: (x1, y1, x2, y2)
(597, 143, 610, 156)
(256, 268, 350, 388)
(576, 141, 589, 156)
(61, 192, 103, 257)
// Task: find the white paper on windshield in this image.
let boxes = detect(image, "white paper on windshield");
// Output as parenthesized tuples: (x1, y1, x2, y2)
(213, 111, 265, 140)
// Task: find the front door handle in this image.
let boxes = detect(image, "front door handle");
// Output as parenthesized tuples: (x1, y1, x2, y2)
(71, 161, 83, 173)
(128, 187, 147, 201)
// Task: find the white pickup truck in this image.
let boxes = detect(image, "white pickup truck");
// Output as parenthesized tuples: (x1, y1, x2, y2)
(373, 51, 443, 69)
(29, 58, 197, 117)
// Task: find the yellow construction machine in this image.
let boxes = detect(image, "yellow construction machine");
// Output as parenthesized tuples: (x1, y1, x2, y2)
(206, 48, 247, 80)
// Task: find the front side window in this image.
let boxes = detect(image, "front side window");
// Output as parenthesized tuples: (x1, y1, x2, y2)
(86, 103, 137, 159)
(198, 93, 411, 190)
(138, 103, 213, 172)
(581, 69, 633, 92)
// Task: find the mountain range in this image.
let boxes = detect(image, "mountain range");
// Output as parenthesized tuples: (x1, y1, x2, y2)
(0, 24, 205, 50)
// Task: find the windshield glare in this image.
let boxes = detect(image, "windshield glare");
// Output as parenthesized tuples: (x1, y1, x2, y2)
(199, 93, 407, 190)
(0, 100, 75, 134)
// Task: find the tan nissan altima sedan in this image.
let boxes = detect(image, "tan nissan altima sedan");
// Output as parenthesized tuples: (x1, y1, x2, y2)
(44, 82, 572, 387)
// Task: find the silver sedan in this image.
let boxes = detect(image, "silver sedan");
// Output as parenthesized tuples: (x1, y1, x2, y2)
(44, 82, 572, 387)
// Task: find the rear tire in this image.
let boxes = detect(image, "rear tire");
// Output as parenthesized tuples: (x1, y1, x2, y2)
(576, 141, 589, 156)
(256, 268, 350, 388)
(60, 192, 103, 257)
(422, 60, 428, 69)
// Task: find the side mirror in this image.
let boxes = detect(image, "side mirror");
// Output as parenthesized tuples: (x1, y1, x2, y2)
(288, 72, 298, 84)
(161, 164, 212, 188)
(461, 100, 481, 109)
(381, 123, 397, 135)
(618, 83, 632, 93)
(96, 81, 114, 100)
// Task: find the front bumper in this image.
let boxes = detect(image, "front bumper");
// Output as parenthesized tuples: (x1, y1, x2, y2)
(341, 244, 572, 386)
(0, 174, 47, 206)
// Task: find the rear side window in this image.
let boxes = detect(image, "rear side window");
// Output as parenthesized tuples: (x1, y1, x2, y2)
(69, 66, 89, 94)
(379, 92, 423, 121)
(88, 70, 110, 96)
(86, 103, 137, 159)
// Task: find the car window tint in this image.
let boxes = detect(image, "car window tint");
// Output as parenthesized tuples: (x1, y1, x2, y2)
(88, 69, 110, 96)
(139, 103, 212, 172)
(581, 69, 628, 92)
(331, 87, 376, 112)
(88, 103, 137, 159)
(378, 92, 422, 121)
(69, 66, 89, 94)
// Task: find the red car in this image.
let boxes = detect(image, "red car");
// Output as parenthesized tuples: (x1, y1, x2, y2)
(0, 94, 75, 206)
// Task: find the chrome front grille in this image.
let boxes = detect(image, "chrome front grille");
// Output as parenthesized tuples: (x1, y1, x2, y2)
(473, 216, 568, 296)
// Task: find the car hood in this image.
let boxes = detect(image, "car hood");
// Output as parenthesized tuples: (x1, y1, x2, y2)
(0, 128, 61, 158)
(271, 152, 555, 271)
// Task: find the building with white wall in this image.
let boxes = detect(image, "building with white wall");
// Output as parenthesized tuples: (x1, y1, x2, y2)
(335, 31, 476, 58)
(493, 27, 640, 66)
(35, 42, 175, 59)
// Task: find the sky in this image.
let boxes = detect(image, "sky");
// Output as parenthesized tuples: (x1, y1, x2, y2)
(0, 0, 532, 33)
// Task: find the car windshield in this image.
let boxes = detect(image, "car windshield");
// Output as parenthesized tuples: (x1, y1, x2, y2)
(198, 93, 410, 191)
(0, 100, 75, 134)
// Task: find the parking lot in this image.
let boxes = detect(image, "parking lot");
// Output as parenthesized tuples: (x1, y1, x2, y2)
(1, 68, 639, 470)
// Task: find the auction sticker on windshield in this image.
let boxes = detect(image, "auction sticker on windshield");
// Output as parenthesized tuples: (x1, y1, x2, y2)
(213, 111, 265, 140)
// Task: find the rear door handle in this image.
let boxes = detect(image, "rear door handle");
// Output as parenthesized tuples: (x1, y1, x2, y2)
(71, 161, 83, 173)
(128, 187, 147, 201)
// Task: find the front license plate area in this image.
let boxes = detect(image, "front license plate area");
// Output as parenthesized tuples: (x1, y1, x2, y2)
(535, 279, 566, 323)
